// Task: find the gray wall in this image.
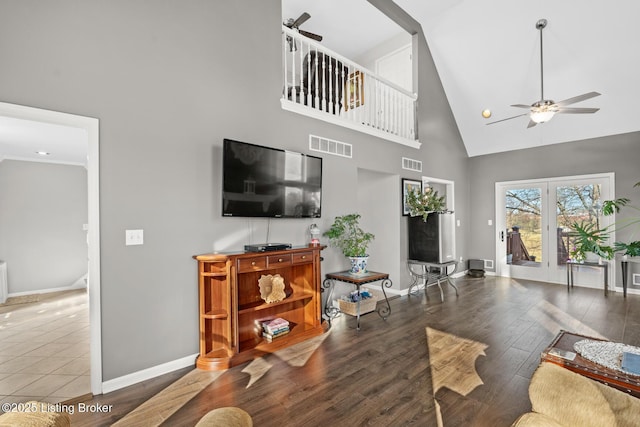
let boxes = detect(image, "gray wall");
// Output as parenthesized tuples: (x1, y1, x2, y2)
(0, 0, 469, 381)
(0, 160, 87, 294)
(468, 132, 640, 284)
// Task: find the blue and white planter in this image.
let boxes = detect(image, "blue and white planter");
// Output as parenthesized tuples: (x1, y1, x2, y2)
(349, 256, 369, 275)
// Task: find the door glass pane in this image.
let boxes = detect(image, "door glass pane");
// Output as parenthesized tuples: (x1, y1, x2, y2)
(556, 184, 603, 265)
(505, 188, 542, 267)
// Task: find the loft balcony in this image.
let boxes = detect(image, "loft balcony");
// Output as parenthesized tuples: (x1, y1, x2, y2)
(281, 27, 420, 149)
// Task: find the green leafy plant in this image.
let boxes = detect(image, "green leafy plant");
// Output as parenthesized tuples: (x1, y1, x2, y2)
(570, 181, 639, 260)
(602, 180, 640, 257)
(323, 213, 374, 257)
(570, 221, 614, 261)
(405, 185, 449, 221)
(614, 241, 640, 257)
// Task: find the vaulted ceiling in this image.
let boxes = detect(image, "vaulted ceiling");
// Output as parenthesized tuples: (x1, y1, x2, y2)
(283, 0, 640, 157)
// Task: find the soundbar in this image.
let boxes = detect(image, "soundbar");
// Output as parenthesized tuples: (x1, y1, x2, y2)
(244, 243, 292, 253)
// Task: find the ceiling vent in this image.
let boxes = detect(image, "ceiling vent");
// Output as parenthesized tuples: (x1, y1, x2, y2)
(309, 135, 352, 158)
(402, 157, 422, 172)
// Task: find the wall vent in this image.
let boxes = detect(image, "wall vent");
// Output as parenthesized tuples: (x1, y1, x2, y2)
(484, 259, 494, 270)
(309, 135, 352, 158)
(402, 157, 422, 172)
(633, 273, 640, 286)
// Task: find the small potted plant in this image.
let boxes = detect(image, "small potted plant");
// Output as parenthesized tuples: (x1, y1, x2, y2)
(405, 184, 449, 221)
(323, 213, 375, 275)
(614, 241, 640, 258)
(569, 221, 614, 263)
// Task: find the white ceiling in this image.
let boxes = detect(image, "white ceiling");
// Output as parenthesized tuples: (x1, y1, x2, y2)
(0, 116, 87, 166)
(284, 0, 640, 157)
(2, 2, 637, 164)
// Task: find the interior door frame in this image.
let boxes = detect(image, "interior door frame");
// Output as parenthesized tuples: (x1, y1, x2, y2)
(0, 102, 102, 395)
(495, 172, 615, 287)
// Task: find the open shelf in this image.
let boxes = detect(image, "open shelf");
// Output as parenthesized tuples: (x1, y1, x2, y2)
(238, 321, 319, 352)
(238, 291, 314, 315)
(202, 309, 228, 319)
(201, 272, 227, 278)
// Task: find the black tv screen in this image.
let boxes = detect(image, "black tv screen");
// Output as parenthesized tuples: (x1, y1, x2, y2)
(222, 139, 322, 218)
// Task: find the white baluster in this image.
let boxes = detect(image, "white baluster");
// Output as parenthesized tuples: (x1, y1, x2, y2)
(305, 43, 311, 106)
(290, 35, 296, 103)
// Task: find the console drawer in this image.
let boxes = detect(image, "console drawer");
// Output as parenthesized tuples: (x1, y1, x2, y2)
(237, 256, 267, 273)
(267, 254, 292, 268)
(292, 251, 313, 264)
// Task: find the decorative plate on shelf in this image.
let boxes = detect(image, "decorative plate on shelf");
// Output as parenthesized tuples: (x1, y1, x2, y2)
(258, 274, 286, 303)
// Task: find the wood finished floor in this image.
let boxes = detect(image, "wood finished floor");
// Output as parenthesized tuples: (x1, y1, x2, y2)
(69, 276, 640, 426)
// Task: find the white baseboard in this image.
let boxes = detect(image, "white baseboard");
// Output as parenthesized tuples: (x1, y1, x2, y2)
(8, 280, 87, 298)
(102, 353, 198, 394)
(452, 270, 466, 278)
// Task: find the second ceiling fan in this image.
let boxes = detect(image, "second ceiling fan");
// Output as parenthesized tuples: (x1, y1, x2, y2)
(487, 19, 600, 128)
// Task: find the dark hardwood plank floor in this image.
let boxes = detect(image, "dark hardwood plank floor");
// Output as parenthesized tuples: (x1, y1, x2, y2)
(69, 276, 640, 426)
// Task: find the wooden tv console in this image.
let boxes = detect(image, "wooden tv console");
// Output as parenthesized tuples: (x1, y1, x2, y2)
(193, 245, 327, 370)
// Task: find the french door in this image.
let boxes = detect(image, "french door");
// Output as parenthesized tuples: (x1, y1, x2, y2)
(496, 173, 614, 287)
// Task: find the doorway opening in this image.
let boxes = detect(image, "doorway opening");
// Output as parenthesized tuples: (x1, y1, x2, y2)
(0, 102, 101, 397)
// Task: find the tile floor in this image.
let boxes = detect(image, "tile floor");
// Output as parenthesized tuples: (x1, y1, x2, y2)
(0, 289, 90, 405)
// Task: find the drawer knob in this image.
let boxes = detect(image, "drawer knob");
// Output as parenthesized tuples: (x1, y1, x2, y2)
(301, 255, 306, 259)
(251, 261, 256, 266)
(278, 258, 283, 262)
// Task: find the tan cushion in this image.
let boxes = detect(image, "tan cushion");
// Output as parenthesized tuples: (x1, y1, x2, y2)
(529, 362, 640, 427)
(0, 401, 70, 427)
(195, 407, 253, 427)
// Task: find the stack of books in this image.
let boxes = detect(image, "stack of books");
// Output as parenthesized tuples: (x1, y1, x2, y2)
(262, 317, 290, 342)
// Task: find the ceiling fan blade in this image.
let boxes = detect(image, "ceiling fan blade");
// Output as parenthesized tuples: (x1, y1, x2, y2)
(485, 113, 528, 125)
(298, 29, 323, 42)
(291, 12, 311, 28)
(556, 107, 600, 114)
(555, 91, 601, 107)
(527, 119, 538, 128)
(510, 104, 532, 109)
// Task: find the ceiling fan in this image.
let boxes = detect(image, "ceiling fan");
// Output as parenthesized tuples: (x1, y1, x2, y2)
(284, 12, 323, 42)
(487, 18, 600, 128)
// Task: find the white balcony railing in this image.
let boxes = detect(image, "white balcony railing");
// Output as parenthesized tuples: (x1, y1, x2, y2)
(281, 27, 420, 149)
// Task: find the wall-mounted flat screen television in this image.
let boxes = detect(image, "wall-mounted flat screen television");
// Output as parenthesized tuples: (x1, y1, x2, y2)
(222, 139, 322, 218)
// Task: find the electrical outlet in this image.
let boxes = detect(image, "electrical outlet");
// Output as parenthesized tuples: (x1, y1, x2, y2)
(126, 229, 144, 246)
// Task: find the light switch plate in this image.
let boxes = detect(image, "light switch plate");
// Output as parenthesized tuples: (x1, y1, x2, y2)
(126, 229, 144, 246)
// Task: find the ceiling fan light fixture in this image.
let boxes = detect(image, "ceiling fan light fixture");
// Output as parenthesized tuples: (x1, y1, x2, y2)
(486, 18, 600, 128)
(530, 110, 555, 124)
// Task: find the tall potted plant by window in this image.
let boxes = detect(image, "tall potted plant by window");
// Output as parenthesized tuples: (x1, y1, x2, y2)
(604, 181, 640, 259)
(570, 181, 639, 262)
(323, 213, 375, 275)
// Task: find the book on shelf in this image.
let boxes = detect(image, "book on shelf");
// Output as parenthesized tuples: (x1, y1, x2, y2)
(262, 317, 289, 335)
(263, 329, 290, 341)
(621, 352, 640, 375)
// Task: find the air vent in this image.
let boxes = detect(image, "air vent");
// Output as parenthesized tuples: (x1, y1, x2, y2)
(402, 157, 422, 172)
(484, 259, 494, 270)
(633, 274, 640, 286)
(309, 135, 352, 158)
